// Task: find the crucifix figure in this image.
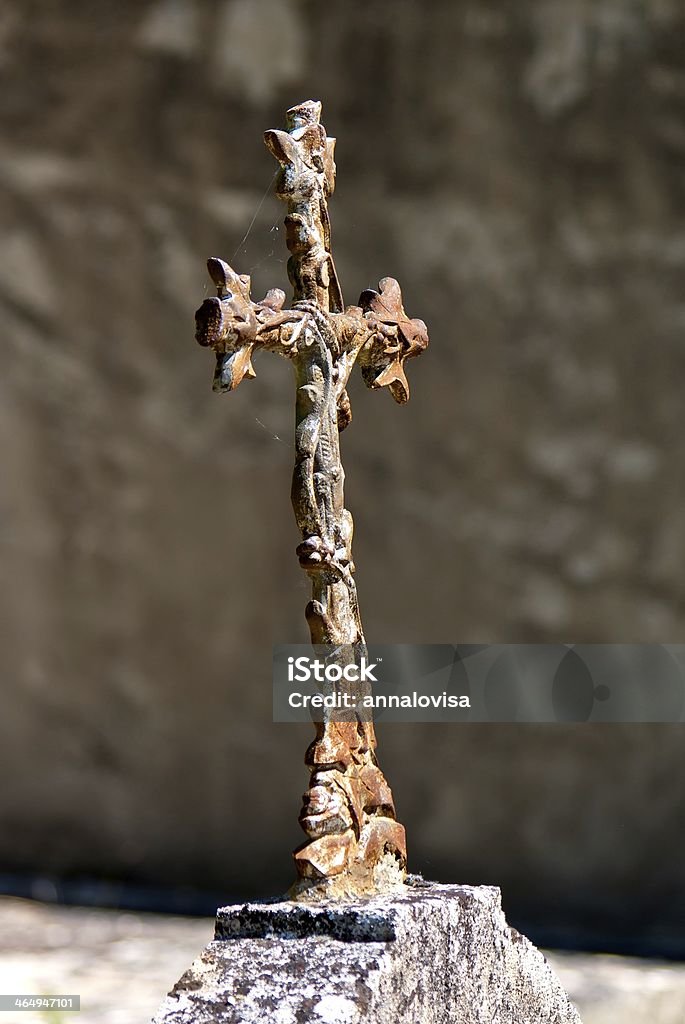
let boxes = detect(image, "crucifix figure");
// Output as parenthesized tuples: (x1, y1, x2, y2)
(195, 100, 429, 896)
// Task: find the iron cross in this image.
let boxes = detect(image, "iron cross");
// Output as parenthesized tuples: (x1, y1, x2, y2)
(195, 100, 428, 897)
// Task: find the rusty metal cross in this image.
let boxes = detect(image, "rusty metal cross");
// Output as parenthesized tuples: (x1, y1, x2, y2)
(195, 100, 428, 897)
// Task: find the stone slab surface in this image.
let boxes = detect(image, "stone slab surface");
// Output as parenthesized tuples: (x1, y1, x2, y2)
(152, 882, 582, 1023)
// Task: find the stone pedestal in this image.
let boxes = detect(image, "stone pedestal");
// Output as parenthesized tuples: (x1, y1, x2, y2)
(152, 881, 581, 1023)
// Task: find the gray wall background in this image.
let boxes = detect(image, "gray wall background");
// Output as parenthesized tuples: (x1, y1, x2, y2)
(1, 0, 684, 949)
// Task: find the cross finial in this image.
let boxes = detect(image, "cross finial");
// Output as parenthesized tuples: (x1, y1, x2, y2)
(195, 101, 429, 897)
(285, 99, 322, 129)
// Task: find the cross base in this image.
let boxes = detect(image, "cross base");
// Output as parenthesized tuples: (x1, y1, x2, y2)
(291, 820, 407, 901)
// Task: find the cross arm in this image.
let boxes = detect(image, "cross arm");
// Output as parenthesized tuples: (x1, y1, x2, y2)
(195, 258, 429, 404)
(325, 278, 430, 406)
(194, 257, 308, 393)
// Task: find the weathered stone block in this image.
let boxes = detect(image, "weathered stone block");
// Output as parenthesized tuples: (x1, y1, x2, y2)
(152, 882, 581, 1023)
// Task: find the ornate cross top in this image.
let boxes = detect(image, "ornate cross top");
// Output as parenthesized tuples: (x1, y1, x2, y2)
(195, 100, 429, 897)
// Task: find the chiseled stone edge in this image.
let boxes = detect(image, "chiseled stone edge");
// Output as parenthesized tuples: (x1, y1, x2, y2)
(213, 881, 498, 942)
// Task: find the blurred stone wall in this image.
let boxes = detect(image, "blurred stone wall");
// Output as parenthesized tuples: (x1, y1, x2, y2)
(1, 0, 684, 946)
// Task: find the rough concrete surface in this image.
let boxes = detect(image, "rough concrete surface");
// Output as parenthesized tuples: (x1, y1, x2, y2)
(1, 896, 684, 1024)
(2, 0, 685, 942)
(153, 883, 581, 1023)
